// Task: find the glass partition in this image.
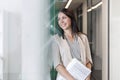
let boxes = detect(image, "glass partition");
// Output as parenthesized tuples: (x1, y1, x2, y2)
(87, 0, 102, 80)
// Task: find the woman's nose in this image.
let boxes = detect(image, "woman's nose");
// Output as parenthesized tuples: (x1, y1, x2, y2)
(60, 19, 64, 23)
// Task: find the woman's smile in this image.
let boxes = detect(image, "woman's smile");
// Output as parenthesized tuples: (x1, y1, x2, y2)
(58, 12, 71, 30)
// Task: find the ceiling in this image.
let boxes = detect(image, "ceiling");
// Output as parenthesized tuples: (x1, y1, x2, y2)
(55, 0, 83, 10)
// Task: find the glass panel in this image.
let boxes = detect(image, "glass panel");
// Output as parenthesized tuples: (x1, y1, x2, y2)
(87, 5, 102, 80)
(93, 5, 102, 71)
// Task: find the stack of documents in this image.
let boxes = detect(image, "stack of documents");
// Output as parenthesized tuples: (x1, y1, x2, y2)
(58, 58, 91, 80)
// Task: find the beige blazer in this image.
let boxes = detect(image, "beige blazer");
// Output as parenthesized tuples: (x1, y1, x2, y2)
(53, 33, 92, 80)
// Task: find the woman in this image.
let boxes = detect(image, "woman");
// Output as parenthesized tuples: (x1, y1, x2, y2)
(52, 8, 93, 80)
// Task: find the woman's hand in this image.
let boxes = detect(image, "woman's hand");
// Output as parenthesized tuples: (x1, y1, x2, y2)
(86, 61, 92, 80)
(56, 64, 75, 80)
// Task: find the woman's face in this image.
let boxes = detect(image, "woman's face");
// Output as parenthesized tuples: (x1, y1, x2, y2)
(58, 12, 71, 31)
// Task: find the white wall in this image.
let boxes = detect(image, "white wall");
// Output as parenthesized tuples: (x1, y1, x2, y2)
(110, 0, 120, 80)
(6, 12, 21, 80)
(0, 0, 51, 80)
(0, 0, 22, 80)
(0, 0, 22, 13)
(22, 0, 50, 80)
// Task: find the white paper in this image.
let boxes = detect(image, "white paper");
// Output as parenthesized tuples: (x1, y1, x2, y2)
(58, 58, 91, 80)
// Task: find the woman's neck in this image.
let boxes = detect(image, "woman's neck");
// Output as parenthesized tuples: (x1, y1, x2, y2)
(64, 29, 72, 37)
(64, 29, 75, 42)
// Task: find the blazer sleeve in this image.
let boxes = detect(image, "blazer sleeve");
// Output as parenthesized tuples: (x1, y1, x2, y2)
(84, 35, 93, 64)
(52, 39, 63, 69)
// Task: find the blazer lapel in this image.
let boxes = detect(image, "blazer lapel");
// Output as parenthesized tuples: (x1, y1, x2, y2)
(60, 37, 73, 66)
(60, 37, 72, 58)
(77, 36, 86, 65)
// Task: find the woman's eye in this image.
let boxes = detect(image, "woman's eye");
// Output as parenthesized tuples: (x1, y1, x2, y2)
(63, 16, 66, 19)
(57, 16, 66, 22)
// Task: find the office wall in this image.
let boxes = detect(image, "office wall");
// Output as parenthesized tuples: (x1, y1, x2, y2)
(0, 0, 22, 80)
(0, 0, 51, 80)
(110, 0, 120, 80)
(0, 0, 22, 13)
(22, 0, 50, 80)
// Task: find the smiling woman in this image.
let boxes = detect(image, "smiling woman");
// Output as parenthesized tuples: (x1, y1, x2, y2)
(49, 0, 109, 80)
(51, 8, 92, 80)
